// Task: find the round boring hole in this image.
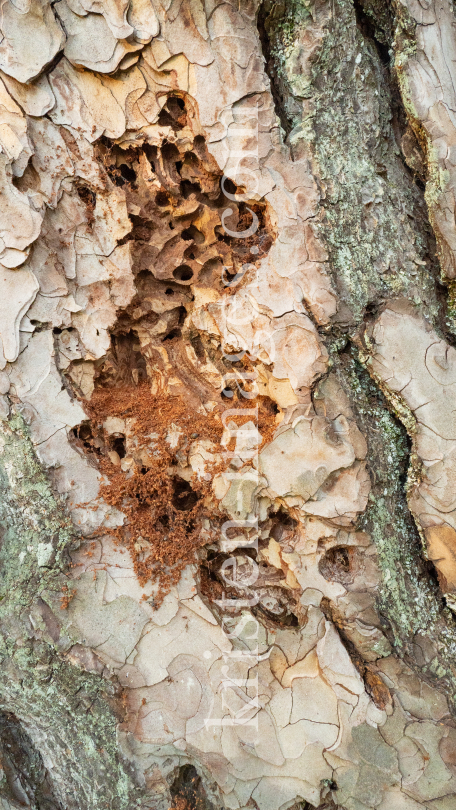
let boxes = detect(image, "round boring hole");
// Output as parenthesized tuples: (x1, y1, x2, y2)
(173, 265, 193, 282)
(156, 190, 170, 206)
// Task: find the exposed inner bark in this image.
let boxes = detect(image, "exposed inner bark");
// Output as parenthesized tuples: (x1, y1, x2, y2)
(64, 105, 280, 605)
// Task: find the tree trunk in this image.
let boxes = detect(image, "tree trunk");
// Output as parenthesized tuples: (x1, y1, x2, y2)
(1, 0, 456, 808)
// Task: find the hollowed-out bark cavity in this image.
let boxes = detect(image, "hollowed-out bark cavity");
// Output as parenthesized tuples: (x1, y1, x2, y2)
(66, 94, 277, 605)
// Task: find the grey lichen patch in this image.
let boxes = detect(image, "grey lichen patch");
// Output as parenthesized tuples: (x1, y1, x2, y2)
(0, 412, 141, 810)
(259, 0, 440, 326)
(0, 413, 72, 607)
(336, 349, 456, 710)
(307, 0, 440, 325)
(391, 0, 456, 325)
(257, 0, 456, 701)
(0, 648, 136, 810)
(257, 0, 314, 137)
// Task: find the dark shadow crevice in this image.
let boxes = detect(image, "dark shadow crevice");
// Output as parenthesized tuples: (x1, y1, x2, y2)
(0, 711, 63, 810)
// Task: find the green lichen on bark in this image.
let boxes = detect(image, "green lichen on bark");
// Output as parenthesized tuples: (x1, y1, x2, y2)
(257, 0, 313, 137)
(354, 0, 395, 44)
(335, 349, 456, 705)
(0, 413, 140, 810)
(308, 0, 439, 324)
(392, 0, 456, 337)
(260, 0, 439, 324)
(259, 0, 456, 708)
(0, 413, 72, 607)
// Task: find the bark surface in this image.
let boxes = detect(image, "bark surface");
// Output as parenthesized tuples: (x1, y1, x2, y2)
(1, 1, 456, 809)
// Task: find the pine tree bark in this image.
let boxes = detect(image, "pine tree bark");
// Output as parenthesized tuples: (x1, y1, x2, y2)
(1, 1, 456, 809)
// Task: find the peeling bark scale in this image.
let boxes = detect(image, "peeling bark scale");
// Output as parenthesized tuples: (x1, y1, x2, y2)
(2, 1, 456, 809)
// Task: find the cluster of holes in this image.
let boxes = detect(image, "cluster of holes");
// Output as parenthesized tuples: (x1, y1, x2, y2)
(98, 93, 273, 297)
(199, 510, 302, 629)
(72, 384, 225, 605)
(67, 94, 280, 605)
(200, 547, 300, 628)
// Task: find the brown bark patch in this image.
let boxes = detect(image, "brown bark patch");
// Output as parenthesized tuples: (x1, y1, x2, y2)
(425, 525, 456, 592)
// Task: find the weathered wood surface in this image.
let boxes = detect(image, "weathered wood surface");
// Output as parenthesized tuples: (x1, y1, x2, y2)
(0, 1, 456, 809)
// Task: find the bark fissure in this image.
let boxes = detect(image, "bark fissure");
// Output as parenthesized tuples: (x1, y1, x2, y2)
(259, 0, 456, 701)
(256, 1, 298, 140)
(336, 348, 456, 702)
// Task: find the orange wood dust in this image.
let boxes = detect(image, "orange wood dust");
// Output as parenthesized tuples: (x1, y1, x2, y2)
(83, 383, 278, 605)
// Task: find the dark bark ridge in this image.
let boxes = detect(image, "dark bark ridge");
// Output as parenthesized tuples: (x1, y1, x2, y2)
(257, 0, 456, 712)
(0, 416, 141, 809)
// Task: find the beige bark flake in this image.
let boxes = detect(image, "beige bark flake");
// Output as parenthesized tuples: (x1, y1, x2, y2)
(0, 0, 65, 83)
